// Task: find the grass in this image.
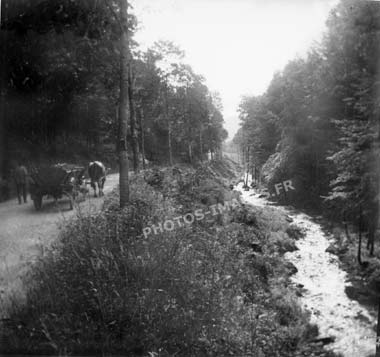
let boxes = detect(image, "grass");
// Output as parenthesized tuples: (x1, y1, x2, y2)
(0, 159, 337, 356)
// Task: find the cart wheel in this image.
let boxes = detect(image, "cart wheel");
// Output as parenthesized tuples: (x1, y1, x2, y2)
(33, 195, 42, 210)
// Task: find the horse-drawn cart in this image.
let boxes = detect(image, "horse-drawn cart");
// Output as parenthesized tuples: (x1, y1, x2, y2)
(29, 164, 85, 211)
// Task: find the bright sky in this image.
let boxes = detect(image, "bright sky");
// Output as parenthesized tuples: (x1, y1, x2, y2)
(131, 0, 338, 139)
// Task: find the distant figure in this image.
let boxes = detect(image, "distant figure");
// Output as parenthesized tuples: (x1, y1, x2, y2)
(14, 162, 28, 204)
(88, 161, 106, 197)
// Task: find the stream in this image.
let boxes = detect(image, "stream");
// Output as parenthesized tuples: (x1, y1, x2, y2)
(236, 179, 377, 357)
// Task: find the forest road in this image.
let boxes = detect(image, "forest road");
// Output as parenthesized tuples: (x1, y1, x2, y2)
(0, 173, 119, 315)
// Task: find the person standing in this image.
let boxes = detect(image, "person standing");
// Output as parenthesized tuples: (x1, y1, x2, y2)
(14, 162, 28, 204)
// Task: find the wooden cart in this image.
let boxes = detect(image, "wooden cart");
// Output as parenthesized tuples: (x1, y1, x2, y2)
(29, 164, 85, 210)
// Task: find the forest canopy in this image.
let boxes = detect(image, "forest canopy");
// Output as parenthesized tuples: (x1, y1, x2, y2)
(233, 0, 380, 250)
(0, 0, 227, 181)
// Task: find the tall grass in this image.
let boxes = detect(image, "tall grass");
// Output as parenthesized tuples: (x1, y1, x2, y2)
(1, 163, 333, 356)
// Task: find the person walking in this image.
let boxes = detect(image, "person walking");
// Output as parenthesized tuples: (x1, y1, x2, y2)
(14, 162, 28, 204)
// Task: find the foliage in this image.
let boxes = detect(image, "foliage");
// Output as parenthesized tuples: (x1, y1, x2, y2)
(0, 1, 227, 181)
(234, 0, 380, 219)
(1, 161, 327, 356)
(133, 42, 227, 164)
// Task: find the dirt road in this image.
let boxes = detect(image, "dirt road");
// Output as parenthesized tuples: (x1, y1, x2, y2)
(0, 174, 119, 315)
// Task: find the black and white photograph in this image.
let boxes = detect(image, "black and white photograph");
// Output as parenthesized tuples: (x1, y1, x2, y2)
(1, 0, 380, 356)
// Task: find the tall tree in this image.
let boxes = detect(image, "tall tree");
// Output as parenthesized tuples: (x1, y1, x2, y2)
(0, 23, 7, 180)
(118, 0, 130, 207)
(128, 64, 139, 172)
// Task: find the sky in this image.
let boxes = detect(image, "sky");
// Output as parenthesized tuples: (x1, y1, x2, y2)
(131, 0, 339, 139)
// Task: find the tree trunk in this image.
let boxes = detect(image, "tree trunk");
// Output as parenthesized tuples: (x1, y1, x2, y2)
(118, 0, 130, 208)
(0, 105, 5, 180)
(376, 105, 380, 357)
(199, 129, 203, 162)
(358, 205, 363, 266)
(0, 85, 5, 180)
(0, 10, 8, 181)
(139, 106, 146, 170)
(168, 118, 173, 166)
(367, 216, 375, 256)
(128, 64, 139, 172)
(164, 85, 173, 166)
(245, 147, 250, 186)
(368, 203, 378, 256)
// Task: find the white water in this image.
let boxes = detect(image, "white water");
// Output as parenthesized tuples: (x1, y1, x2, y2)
(236, 178, 377, 357)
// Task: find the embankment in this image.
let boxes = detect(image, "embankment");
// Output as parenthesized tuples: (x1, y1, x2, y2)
(0, 159, 338, 356)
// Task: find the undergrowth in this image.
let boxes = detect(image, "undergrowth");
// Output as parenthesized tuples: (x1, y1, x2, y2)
(0, 159, 335, 356)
